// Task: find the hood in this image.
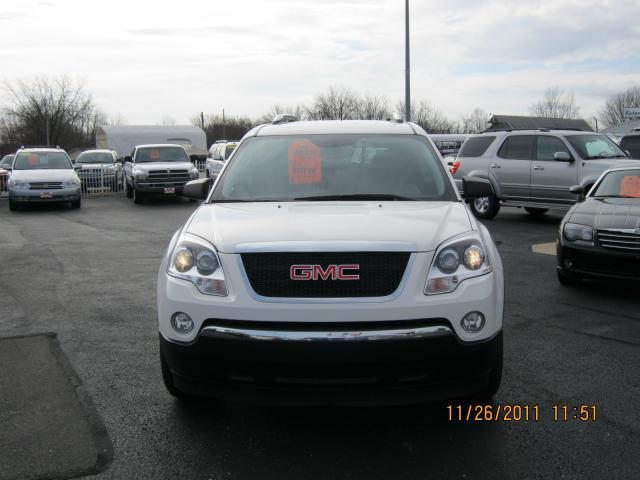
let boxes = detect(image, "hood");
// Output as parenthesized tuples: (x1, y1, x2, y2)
(186, 201, 472, 253)
(134, 162, 193, 171)
(12, 169, 78, 182)
(570, 197, 640, 229)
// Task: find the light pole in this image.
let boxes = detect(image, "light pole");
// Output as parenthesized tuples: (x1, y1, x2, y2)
(405, 0, 411, 122)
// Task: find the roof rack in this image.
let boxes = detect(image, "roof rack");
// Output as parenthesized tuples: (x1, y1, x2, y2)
(481, 127, 586, 133)
(385, 112, 404, 123)
(272, 114, 298, 125)
(19, 145, 62, 149)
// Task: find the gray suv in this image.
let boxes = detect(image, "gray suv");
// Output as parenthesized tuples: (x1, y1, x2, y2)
(453, 130, 637, 219)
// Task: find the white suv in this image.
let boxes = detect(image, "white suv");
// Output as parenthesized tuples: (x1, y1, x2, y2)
(157, 118, 504, 405)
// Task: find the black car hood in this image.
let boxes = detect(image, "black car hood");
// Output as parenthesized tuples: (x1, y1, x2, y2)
(570, 197, 640, 229)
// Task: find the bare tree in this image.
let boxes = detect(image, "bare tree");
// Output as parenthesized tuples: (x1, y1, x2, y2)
(2, 76, 102, 150)
(106, 113, 127, 126)
(159, 115, 176, 126)
(396, 100, 456, 133)
(599, 85, 640, 128)
(460, 108, 489, 133)
(190, 113, 256, 147)
(257, 104, 307, 124)
(307, 86, 360, 120)
(356, 94, 390, 120)
(529, 86, 580, 119)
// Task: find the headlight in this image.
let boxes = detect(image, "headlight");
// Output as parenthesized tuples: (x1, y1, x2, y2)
(425, 235, 492, 295)
(563, 223, 593, 243)
(62, 177, 80, 188)
(133, 168, 147, 180)
(10, 179, 29, 189)
(189, 167, 199, 179)
(167, 233, 227, 296)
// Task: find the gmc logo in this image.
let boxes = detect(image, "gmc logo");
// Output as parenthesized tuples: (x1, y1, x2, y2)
(290, 264, 360, 281)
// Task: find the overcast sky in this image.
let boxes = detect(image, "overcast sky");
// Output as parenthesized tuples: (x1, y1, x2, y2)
(1, 0, 639, 125)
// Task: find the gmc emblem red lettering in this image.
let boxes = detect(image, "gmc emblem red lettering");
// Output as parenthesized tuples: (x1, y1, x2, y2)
(290, 264, 360, 281)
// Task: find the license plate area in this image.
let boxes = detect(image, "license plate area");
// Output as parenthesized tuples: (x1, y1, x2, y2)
(164, 187, 176, 194)
(40, 192, 53, 198)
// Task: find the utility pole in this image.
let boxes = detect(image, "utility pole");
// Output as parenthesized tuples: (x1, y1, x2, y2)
(200, 111, 205, 130)
(222, 108, 226, 140)
(594, 117, 598, 132)
(405, 0, 411, 122)
(45, 111, 50, 146)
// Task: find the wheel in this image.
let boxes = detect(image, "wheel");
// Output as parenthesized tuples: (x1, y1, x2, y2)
(473, 332, 503, 401)
(525, 207, 548, 216)
(8, 199, 19, 211)
(160, 352, 190, 399)
(125, 180, 133, 198)
(133, 187, 145, 204)
(71, 198, 81, 209)
(470, 195, 500, 220)
(557, 269, 581, 286)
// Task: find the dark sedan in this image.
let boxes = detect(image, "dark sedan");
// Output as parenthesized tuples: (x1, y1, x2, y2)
(557, 166, 640, 285)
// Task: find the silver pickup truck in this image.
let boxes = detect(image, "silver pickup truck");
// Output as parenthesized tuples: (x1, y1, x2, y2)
(123, 144, 199, 204)
(452, 130, 638, 219)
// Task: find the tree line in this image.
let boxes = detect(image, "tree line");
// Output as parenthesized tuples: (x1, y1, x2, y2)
(2, 77, 640, 154)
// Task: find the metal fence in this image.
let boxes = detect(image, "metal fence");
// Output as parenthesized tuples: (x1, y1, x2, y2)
(77, 168, 125, 197)
(0, 172, 8, 198)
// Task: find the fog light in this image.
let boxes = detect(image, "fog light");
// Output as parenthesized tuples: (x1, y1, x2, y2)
(461, 311, 485, 333)
(171, 312, 194, 333)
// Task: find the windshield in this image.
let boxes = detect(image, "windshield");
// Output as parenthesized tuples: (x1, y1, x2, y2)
(592, 170, 640, 198)
(77, 152, 114, 164)
(566, 135, 628, 160)
(620, 136, 640, 159)
(210, 134, 456, 202)
(225, 144, 237, 159)
(136, 146, 189, 163)
(13, 151, 72, 170)
(1, 155, 14, 167)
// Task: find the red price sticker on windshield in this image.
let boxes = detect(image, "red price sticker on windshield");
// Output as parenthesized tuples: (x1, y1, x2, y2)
(28, 153, 39, 166)
(288, 140, 321, 184)
(150, 149, 160, 160)
(620, 175, 640, 197)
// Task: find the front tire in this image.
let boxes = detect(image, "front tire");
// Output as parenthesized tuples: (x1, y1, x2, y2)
(525, 207, 548, 216)
(133, 186, 145, 204)
(71, 198, 81, 209)
(125, 180, 133, 198)
(557, 269, 581, 286)
(8, 199, 19, 211)
(470, 195, 500, 220)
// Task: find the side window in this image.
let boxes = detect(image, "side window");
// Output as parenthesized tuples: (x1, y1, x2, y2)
(537, 136, 570, 161)
(497, 135, 534, 160)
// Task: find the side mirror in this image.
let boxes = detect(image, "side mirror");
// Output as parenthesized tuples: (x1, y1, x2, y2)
(2, 165, 11, 171)
(213, 154, 222, 161)
(183, 178, 210, 200)
(124, 156, 132, 162)
(73, 163, 82, 170)
(569, 185, 585, 200)
(554, 151, 573, 162)
(461, 176, 493, 198)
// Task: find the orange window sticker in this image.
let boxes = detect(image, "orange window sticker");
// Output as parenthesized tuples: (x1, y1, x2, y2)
(288, 140, 321, 184)
(28, 153, 39, 166)
(620, 175, 640, 197)
(150, 149, 160, 160)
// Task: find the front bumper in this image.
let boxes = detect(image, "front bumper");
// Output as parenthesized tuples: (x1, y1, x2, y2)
(557, 240, 640, 280)
(9, 187, 81, 203)
(160, 324, 502, 405)
(136, 181, 188, 194)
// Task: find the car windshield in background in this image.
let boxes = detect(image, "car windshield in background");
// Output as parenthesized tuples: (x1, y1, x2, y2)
(77, 152, 114, 164)
(211, 134, 456, 202)
(136, 147, 189, 163)
(1, 154, 14, 167)
(566, 135, 628, 160)
(592, 170, 640, 198)
(619, 136, 640, 158)
(13, 151, 72, 170)
(458, 136, 496, 157)
(225, 144, 237, 158)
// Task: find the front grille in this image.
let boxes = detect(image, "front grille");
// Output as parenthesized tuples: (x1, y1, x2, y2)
(569, 249, 640, 277)
(147, 169, 190, 181)
(597, 230, 640, 253)
(241, 252, 410, 298)
(29, 182, 62, 190)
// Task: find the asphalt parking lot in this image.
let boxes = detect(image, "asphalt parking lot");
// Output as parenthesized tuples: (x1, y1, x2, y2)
(0, 197, 639, 480)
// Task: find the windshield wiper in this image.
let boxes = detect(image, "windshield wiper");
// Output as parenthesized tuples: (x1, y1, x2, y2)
(584, 155, 628, 160)
(293, 193, 417, 201)
(593, 194, 637, 199)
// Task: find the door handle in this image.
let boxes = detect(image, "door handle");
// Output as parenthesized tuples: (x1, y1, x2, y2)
(490, 164, 501, 169)
(533, 165, 544, 171)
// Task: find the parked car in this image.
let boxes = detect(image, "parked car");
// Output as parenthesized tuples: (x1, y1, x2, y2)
(454, 130, 637, 219)
(123, 144, 199, 204)
(619, 134, 640, 159)
(208, 140, 238, 162)
(75, 149, 121, 192)
(6, 147, 81, 211)
(157, 117, 504, 405)
(0, 154, 14, 192)
(556, 165, 640, 285)
(204, 157, 224, 184)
